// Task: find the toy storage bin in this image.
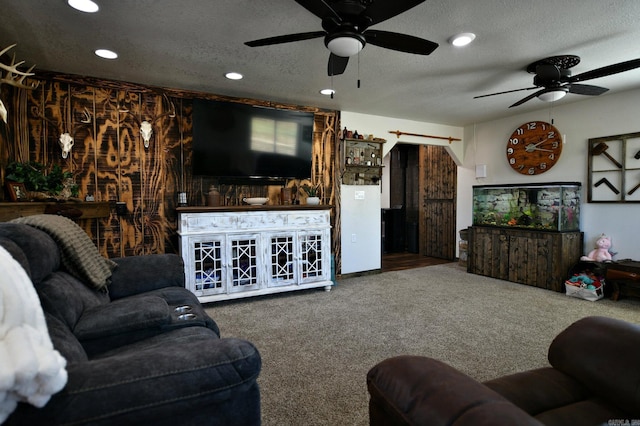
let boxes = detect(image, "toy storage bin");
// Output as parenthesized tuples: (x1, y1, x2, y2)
(565, 282, 604, 301)
(565, 260, 606, 301)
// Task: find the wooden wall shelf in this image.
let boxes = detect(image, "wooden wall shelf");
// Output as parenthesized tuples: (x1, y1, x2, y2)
(587, 131, 640, 203)
(0, 201, 110, 222)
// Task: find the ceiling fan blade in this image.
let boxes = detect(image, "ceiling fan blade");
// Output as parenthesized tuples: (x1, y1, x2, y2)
(328, 53, 349, 76)
(365, 0, 425, 26)
(474, 86, 537, 99)
(509, 88, 548, 108)
(295, 0, 341, 20)
(245, 31, 325, 47)
(364, 30, 438, 55)
(569, 58, 640, 82)
(567, 83, 609, 96)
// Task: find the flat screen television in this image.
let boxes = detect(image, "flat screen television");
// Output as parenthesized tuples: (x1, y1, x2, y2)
(192, 99, 314, 182)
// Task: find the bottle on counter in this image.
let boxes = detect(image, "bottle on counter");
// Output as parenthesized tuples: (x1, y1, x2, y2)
(207, 186, 221, 207)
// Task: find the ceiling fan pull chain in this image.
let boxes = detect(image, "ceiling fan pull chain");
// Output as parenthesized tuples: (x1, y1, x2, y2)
(357, 52, 361, 88)
(331, 74, 334, 99)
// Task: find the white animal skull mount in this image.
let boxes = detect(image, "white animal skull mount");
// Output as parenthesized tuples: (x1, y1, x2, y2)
(59, 133, 74, 159)
(0, 44, 39, 124)
(119, 96, 176, 149)
(37, 107, 91, 158)
(140, 121, 153, 148)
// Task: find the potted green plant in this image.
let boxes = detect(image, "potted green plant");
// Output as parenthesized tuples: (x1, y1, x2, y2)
(5, 161, 79, 199)
(301, 183, 321, 205)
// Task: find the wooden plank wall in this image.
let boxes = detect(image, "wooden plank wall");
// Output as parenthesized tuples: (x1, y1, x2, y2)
(419, 145, 457, 260)
(0, 74, 341, 263)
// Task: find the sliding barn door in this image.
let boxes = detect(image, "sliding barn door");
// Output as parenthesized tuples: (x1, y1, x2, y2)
(419, 145, 457, 260)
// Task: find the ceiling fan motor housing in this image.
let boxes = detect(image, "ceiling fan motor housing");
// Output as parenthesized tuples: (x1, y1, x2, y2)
(533, 67, 571, 87)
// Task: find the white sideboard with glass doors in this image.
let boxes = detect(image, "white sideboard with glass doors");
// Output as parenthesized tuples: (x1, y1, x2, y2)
(177, 206, 333, 303)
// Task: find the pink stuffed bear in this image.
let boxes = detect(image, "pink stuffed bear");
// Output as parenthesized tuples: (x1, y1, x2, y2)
(581, 234, 613, 262)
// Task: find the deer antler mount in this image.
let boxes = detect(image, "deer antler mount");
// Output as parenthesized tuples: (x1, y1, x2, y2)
(0, 44, 39, 124)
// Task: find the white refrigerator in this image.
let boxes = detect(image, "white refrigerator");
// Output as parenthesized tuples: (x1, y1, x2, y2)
(340, 185, 381, 274)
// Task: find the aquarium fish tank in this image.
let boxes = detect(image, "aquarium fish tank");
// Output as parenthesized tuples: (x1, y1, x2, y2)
(472, 182, 581, 231)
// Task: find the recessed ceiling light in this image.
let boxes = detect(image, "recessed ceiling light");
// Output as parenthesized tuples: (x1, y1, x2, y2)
(320, 89, 335, 96)
(450, 32, 476, 47)
(68, 0, 99, 13)
(95, 49, 118, 59)
(225, 72, 243, 80)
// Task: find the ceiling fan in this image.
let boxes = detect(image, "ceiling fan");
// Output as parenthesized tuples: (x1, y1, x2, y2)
(244, 0, 438, 76)
(474, 55, 640, 108)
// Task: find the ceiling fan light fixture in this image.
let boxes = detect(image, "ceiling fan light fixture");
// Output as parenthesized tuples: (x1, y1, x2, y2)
(326, 34, 365, 57)
(538, 88, 568, 102)
(449, 32, 476, 47)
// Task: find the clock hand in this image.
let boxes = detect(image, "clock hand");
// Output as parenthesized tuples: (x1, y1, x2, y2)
(525, 142, 544, 152)
(525, 140, 554, 152)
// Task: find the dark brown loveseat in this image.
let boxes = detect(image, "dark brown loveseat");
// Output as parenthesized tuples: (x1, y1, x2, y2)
(367, 316, 640, 425)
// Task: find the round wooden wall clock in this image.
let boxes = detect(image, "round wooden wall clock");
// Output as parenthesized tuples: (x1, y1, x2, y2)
(506, 121, 563, 175)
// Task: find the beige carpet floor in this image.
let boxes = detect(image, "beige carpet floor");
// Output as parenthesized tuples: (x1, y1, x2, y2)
(205, 263, 640, 426)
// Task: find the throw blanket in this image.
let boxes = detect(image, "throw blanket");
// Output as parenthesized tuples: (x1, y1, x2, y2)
(11, 214, 117, 290)
(0, 245, 68, 423)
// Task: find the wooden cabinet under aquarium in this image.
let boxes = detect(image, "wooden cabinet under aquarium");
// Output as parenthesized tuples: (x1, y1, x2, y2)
(467, 227, 583, 292)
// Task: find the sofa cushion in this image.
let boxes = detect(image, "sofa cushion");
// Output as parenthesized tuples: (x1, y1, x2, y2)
(36, 271, 109, 332)
(108, 254, 185, 299)
(0, 237, 30, 278)
(44, 313, 88, 363)
(0, 224, 60, 285)
(10, 327, 261, 426)
(74, 295, 171, 340)
(484, 367, 588, 416)
(11, 215, 117, 290)
(534, 398, 629, 426)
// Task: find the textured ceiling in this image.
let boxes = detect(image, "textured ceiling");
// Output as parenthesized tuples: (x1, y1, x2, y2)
(2, 0, 640, 126)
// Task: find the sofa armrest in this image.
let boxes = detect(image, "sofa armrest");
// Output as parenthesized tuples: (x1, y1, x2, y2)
(108, 254, 185, 299)
(10, 331, 261, 425)
(74, 295, 171, 340)
(548, 316, 640, 416)
(367, 355, 543, 426)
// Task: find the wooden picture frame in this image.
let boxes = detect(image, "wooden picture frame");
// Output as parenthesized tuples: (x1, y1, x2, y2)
(5, 182, 28, 202)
